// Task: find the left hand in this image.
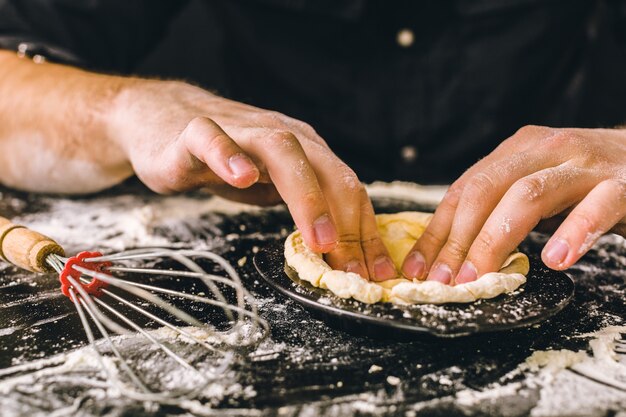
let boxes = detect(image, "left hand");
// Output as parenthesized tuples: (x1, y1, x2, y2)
(401, 125, 626, 284)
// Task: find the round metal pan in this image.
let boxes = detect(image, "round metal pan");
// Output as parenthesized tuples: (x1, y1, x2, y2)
(254, 242, 574, 338)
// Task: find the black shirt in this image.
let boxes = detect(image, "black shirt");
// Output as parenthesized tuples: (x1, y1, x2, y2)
(1, 0, 626, 183)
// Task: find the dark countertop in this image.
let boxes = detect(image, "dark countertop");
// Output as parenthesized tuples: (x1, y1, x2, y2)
(0, 182, 624, 416)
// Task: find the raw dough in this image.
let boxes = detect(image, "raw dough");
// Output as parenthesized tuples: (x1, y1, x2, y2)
(284, 212, 529, 304)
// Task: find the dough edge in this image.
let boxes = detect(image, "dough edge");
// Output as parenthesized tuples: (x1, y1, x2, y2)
(284, 212, 529, 305)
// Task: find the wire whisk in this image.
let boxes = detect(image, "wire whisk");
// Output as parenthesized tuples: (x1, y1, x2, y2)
(0, 216, 269, 402)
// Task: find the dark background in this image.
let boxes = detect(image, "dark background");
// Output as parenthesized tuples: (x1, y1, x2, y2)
(137, 1, 226, 93)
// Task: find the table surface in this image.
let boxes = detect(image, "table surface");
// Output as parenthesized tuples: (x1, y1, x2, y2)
(0, 182, 624, 417)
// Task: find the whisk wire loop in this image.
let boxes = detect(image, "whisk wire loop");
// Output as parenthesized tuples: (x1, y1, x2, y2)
(44, 248, 268, 402)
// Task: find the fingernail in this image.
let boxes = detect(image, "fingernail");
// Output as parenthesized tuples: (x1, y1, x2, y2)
(345, 260, 366, 276)
(455, 261, 478, 284)
(228, 154, 257, 179)
(402, 251, 425, 279)
(544, 238, 569, 266)
(313, 215, 338, 247)
(427, 264, 452, 284)
(373, 256, 397, 280)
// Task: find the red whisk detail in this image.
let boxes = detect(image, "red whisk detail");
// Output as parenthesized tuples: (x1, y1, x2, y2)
(59, 251, 111, 298)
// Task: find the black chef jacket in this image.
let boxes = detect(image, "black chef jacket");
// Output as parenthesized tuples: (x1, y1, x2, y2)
(1, 0, 626, 184)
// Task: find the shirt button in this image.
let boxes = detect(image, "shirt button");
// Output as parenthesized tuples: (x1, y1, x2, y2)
(400, 146, 418, 163)
(396, 28, 415, 48)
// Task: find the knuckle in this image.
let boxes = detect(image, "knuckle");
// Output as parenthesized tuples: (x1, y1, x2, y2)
(289, 118, 316, 134)
(512, 176, 546, 202)
(463, 172, 496, 208)
(514, 124, 550, 138)
(336, 232, 361, 246)
(360, 235, 383, 250)
(568, 211, 598, 232)
(440, 185, 462, 211)
(298, 188, 325, 207)
(185, 116, 211, 135)
(473, 230, 498, 259)
(541, 130, 577, 149)
(339, 169, 361, 193)
(515, 124, 539, 135)
(257, 110, 315, 133)
(206, 132, 234, 154)
(443, 236, 470, 259)
(419, 228, 446, 249)
(252, 110, 283, 125)
(266, 130, 300, 149)
(603, 178, 626, 194)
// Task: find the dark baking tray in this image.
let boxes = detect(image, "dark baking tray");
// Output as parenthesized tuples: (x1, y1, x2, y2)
(254, 242, 574, 338)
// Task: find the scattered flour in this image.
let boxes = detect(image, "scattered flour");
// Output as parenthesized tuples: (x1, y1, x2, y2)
(409, 325, 626, 417)
(368, 365, 383, 374)
(500, 216, 512, 234)
(0, 323, 276, 416)
(578, 231, 604, 255)
(386, 376, 401, 386)
(14, 194, 267, 253)
(525, 349, 588, 373)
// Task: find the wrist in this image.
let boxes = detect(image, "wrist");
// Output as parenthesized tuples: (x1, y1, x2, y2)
(101, 75, 146, 159)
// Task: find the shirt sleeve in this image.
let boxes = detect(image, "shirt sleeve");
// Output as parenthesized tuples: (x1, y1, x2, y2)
(0, 0, 187, 71)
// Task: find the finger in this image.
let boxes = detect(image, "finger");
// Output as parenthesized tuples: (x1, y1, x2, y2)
(401, 153, 526, 279)
(458, 164, 596, 283)
(181, 117, 260, 189)
(401, 184, 461, 280)
(424, 151, 554, 284)
(542, 179, 626, 269)
(243, 131, 338, 253)
(295, 138, 373, 277)
(358, 188, 396, 281)
(315, 167, 369, 277)
(401, 126, 560, 280)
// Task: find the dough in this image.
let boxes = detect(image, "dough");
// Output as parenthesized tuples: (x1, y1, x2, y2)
(284, 211, 530, 305)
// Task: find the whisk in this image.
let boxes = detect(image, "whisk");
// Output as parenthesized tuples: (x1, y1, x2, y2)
(0, 216, 269, 402)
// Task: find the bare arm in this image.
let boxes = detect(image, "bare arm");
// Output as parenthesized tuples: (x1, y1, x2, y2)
(0, 51, 133, 193)
(0, 51, 397, 281)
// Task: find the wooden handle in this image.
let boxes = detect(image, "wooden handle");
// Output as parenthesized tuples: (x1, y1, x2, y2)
(0, 216, 65, 273)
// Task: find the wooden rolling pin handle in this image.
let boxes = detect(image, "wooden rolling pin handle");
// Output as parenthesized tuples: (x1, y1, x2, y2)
(0, 216, 65, 273)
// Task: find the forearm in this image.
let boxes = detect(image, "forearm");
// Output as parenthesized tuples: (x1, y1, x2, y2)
(0, 51, 133, 193)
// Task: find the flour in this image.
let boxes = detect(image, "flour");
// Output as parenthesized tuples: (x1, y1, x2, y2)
(368, 365, 383, 373)
(407, 325, 626, 417)
(386, 376, 401, 386)
(7, 182, 440, 255)
(578, 230, 604, 255)
(525, 349, 587, 373)
(500, 216, 512, 234)
(529, 327, 626, 415)
(14, 194, 266, 253)
(0, 322, 277, 416)
(2, 181, 624, 416)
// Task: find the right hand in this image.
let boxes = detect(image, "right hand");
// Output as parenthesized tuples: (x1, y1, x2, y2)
(107, 80, 397, 281)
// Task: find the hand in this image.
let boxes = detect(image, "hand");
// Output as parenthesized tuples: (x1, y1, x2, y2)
(108, 80, 396, 280)
(401, 125, 626, 284)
